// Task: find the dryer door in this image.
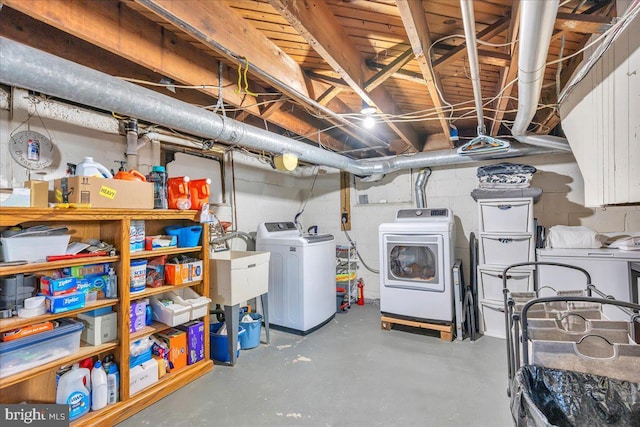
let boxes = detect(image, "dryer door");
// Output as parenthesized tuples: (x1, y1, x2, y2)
(383, 234, 444, 292)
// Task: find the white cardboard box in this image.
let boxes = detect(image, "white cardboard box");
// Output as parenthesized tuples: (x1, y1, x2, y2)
(129, 358, 159, 396)
(77, 311, 117, 345)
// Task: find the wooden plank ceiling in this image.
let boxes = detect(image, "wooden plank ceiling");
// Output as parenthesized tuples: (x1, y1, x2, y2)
(0, 0, 615, 159)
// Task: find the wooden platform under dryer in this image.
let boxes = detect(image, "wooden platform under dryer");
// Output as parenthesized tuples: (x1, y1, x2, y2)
(381, 315, 454, 342)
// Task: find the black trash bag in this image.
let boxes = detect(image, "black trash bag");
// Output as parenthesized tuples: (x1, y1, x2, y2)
(510, 365, 640, 427)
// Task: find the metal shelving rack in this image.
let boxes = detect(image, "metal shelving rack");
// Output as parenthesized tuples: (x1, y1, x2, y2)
(336, 242, 358, 306)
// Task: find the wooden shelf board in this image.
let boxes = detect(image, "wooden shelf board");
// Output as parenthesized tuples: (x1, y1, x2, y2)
(70, 359, 213, 427)
(130, 246, 202, 259)
(130, 281, 203, 299)
(0, 342, 118, 389)
(129, 321, 172, 341)
(0, 256, 119, 276)
(0, 299, 118, 333)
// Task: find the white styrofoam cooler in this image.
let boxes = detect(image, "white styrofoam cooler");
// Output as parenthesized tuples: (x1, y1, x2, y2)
(479, 233, 534, 266)
(0, 235, 71, 262)
(478, 198, 533, 233)
(478, 266, 535, 301)
(480, 299, 507, 339)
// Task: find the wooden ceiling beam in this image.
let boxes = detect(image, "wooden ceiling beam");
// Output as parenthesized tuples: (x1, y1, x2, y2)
(396, 0, 451, 142)
(316, 86, 343, 106)
(2, 0, 354, 152)
(555, 12, 611, 34)
(432, 14, 511, 72)
(491, 1, 520, 136)
(269, 0, 421, 153)
(133, 0, 391, 151)
(364, 47, 414, 92)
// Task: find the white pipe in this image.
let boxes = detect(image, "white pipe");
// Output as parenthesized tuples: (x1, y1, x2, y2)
(11, 88, 120, 134)
(512, 0, 560, 136)
(460, 0, 486, 135)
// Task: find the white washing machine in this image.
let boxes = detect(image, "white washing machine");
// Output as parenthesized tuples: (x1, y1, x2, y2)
(256, 222, 335, 334)
(379, 208, 456, 322)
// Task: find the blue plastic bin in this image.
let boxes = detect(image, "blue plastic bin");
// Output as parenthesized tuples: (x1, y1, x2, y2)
(239, 313, 262, 350)
(209, 322, 246, 362)
(165, 225, 203, 248)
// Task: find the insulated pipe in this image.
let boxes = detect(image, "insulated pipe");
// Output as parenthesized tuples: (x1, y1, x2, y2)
(460, 0, 486, 135)
(414, 168, 431, 209)
(0, 37, 560, 176)
(511, 0, 560, 137)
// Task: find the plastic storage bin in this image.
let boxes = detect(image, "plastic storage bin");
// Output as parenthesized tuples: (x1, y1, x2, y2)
(480, 300, 506, 339)
(478, 199, 533, 233)
(169, 287, 211, 320)
(478, 266, 534, 301)
(239, 313, 262, 350)
(479, 233, 534, 266)
(165, 225, 202, 248)
(0, 235, 70, 262)
(0, 319, 83, 378)
(149, 294, 191, 326)
(209, 322, 245, 362)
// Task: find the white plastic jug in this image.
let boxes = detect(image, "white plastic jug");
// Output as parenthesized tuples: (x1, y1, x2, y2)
(91, 360, 108, 411)
(76, 157, 113, 178)
(56, 367, 91, 421)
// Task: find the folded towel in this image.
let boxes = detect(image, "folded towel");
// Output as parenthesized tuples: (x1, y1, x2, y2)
(546, 225, 602, 249)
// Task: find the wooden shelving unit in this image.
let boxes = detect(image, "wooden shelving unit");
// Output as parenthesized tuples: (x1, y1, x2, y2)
(0, 208, 213, 426)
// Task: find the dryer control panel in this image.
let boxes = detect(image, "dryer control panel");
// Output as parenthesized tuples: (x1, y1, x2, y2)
(396, 208, 451, 221)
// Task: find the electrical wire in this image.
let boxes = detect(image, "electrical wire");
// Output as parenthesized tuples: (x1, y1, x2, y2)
(341, 221, 379, 274)
(293, 168, 320, 231)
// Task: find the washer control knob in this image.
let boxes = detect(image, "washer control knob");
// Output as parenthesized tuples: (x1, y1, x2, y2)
(415, 210, 423, 216)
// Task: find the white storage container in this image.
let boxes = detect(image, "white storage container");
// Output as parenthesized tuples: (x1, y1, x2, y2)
(169, 287, 211, 320)
(0, 235, 71, 262)
(479, 233, 534, 266)
(149, 294, 191, 327)
(0, 319, 83, 378)
(478, 198, 533, 233)
(480, 300, 507, 339)
(478, 266, 534, 302)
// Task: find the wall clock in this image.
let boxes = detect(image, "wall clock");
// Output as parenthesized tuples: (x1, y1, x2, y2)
(9, 130, 55, 170)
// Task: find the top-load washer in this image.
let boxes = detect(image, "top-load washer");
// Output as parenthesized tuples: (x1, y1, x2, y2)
(379, 208, 455, 322)
(256, 222, 335, 334)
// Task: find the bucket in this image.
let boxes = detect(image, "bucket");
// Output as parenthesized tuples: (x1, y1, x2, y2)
(209, 322, 246, 363)
(130, 260, 147, 293)
(165, 225, 202, 248)
(239, 313, 262, 350)
(188, 179, 211, 211)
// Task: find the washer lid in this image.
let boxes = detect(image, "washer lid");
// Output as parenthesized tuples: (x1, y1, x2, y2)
(303, 234, 334, 243)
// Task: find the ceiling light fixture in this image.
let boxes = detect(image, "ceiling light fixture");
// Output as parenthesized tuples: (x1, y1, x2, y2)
(360, 101, 376, 116)
(363, 115, 376, 129)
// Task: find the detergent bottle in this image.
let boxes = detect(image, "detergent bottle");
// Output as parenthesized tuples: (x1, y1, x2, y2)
(188, 178, 211, 210)
(91, 360, 108, 411)
(167, 176, 191, 210)
(76, 157, 113, 178)
(56, 367, 91, 421)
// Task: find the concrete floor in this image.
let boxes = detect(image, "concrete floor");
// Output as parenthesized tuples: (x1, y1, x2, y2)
(118, 304, 513, 427)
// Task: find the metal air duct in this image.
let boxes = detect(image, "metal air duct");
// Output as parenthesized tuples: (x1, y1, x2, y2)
(0, 37, 560, 176)
(414, 168, 431, 208)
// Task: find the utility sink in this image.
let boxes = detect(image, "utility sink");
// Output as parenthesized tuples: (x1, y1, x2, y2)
(209, 250, 270, 306)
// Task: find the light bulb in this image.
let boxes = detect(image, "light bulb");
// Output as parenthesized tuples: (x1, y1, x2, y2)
(363, 115, 375, 129)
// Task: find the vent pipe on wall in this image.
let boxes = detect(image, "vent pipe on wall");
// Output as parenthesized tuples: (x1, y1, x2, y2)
(0, 37, 560, 177)
(415, 168, 431, 209)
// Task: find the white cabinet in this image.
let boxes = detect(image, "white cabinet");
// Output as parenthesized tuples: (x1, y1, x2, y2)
(476, 197, 535, 338)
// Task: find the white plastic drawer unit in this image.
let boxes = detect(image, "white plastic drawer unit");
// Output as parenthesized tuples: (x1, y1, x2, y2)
(480, 300, 506, 339)
(478, 198, 533, 233)
(479, 233, 534, 266)
(478, 266, 535, 302)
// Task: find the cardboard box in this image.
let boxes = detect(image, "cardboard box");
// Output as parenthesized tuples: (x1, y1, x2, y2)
(40, 276, 77, 296)
(156, 328, 187, 371)
(45, 292, 85, 313)
(1, 321, 54, 342)
(77, 311, 117, 345)
(165, 260, 203, 285)
(129, 358, 159, 395)
(76, 275, 108, 297)
(54, 176, 153, 209)
(24, 180, 49, 207)
(176, 321, 204, 365)
(63, 263, 110, 278)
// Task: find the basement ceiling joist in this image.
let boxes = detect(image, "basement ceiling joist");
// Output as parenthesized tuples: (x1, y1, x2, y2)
(0, 0, 620, 159)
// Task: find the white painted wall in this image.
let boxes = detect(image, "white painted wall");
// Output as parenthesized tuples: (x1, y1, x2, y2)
(2, 102, 639, 302)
